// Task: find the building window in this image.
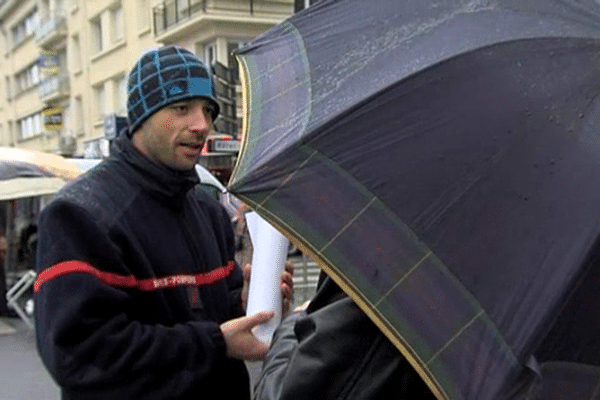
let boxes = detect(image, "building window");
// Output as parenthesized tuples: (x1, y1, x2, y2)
(137, 0, 150, 31)
(91, 4, 125, 55)
(177, 0, 197, 20)
(8, 121, 14, 145)
(115, 75, 127, 114)
(112, 5, 124, 43)
(62, 104, 70, 134)
(75, 96, 85, 135)
(91, 16, 104, 53)
(71, 34, 82, 72)
(12, 8, 39, 47)
(1, 28, 7, 54)
(15, 63, 40, 94)
(227, 40, 245, 80)
(5, 77, 11, 101)
(94, 83, 107, 121)
(18, 113, 43, 140)
(203, 42, 216, 66)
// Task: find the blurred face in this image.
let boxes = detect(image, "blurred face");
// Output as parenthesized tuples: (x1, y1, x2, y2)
(131, 98, 214, 171)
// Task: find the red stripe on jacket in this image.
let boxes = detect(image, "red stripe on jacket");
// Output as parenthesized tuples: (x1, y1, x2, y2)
(34, 260, 236, 292)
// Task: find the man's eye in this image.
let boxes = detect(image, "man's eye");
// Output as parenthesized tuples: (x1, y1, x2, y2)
(174, 105, 189, 113)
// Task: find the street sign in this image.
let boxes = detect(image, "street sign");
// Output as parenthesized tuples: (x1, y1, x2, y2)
(104, 114, 128, 140)
(210, 138, 240, 153)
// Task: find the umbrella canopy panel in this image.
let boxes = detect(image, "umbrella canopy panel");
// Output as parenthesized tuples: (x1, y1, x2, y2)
(233, 0, 600, 180)
(231, 1, 600, 399)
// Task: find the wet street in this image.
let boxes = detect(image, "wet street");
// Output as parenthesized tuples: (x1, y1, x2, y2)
(0, 318, 60, 399)
(0, 253, 319, 399)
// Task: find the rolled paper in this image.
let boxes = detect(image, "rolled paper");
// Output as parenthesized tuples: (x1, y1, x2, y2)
(245, 212, 289, 344)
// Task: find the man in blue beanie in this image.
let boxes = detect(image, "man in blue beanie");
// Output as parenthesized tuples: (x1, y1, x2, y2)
(33, 45, 293, 399)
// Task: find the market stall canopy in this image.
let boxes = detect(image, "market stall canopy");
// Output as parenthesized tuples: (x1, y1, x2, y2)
(0, 147, 81, 200)
(229, 0, 600, 398)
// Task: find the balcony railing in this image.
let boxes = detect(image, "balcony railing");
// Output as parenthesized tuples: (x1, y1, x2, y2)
(153, 0, 206, 35)
(36, 12, 67, 46)
(38, 74, 70, 102)
(153, 0, 259, 36)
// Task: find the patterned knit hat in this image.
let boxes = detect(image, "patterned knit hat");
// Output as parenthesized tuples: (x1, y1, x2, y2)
(126, 45, 220, 135)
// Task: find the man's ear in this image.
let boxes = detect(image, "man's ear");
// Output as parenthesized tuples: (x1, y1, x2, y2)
(131, 119, 148, 137)
(130, 122, 148, 152)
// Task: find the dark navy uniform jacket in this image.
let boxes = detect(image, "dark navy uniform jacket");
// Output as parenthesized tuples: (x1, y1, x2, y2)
(34, 133, 249, 399)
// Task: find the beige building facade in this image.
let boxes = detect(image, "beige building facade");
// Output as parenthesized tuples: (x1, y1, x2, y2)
(0, 0, 292, 157)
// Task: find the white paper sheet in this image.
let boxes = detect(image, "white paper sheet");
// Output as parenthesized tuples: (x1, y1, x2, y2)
(245, 212, 289, 344)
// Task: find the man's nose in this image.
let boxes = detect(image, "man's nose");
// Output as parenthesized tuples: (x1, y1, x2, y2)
(189, 108, 211, 133)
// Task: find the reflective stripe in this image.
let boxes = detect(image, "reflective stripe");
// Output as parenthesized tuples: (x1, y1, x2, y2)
(34, 260, 236, 292)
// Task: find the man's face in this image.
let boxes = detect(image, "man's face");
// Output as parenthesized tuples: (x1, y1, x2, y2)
(131, 98, 214, 171)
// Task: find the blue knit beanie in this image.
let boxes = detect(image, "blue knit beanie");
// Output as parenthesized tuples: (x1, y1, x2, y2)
(126, 45, 220, 135)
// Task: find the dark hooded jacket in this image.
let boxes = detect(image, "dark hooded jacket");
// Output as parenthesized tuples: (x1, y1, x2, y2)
(34, 133, 249, 399)
(254, 275, 436, 399)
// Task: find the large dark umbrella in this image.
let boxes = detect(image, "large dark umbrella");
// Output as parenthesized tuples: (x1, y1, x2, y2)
(229, 1, 600, 398)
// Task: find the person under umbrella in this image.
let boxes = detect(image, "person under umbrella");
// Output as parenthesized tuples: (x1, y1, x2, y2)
(254, 271, 436, 399)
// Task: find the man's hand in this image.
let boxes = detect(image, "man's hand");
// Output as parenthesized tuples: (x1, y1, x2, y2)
(241, 262, 294, 315)
(220, 311, 274, 361)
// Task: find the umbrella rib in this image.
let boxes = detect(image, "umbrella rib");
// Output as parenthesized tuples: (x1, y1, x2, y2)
(258, 150, 318, 207)
(319, 196, 377, 253)
(426, 310, 484, 365)
(374, 251, 432, 307)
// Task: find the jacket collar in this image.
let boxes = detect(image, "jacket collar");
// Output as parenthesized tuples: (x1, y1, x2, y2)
(109, 132, 199, 200)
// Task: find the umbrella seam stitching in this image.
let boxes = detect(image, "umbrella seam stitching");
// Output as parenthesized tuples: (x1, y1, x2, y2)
(319, 196, 377, 252)
(374, 251, 432, 307)
(257, 150, 318, 207)
(426, 309, 484, 365)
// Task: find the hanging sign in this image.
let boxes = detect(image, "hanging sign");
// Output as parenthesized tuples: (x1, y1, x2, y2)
(39, 50, 59, 75)
(43, 106, 62, 131)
